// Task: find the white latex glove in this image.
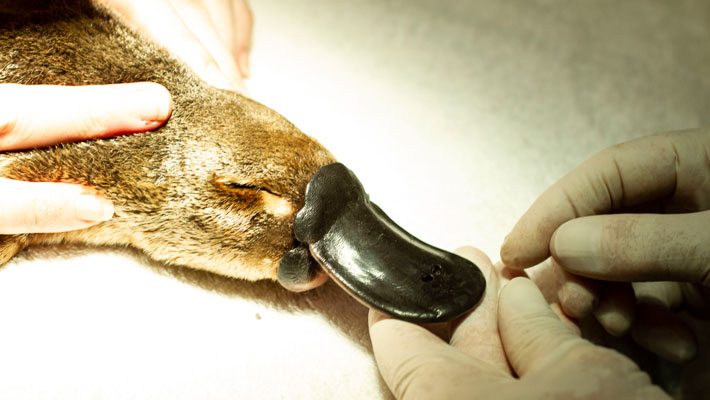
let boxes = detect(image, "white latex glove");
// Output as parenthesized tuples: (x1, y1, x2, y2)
(369, 247, 669, 400)
(501, 129, 710, 363)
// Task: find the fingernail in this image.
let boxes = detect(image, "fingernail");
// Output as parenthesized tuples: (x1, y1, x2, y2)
(239, 52, 251, 78)
(75, 195, 114, 222)
(500, 233, 525, 269)
(557, 279, 598, 318)
(631, 303, 698, 363)
(551, 219, 604, 275)
(594, 308, 632, 337)
(132, 83, 172, 124)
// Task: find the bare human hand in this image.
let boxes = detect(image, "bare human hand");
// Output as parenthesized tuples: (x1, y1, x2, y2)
(0, 83, 171, 234)
(500, 129, 710, 363)
(369, 247, 669, 400)
(101, 0, 253, 95)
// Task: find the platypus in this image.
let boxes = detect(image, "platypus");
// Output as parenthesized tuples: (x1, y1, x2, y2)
(0, 0, 335, 287)
(0, 0, 485, 322)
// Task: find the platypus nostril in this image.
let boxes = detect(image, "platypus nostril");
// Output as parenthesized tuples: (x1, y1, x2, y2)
(421, 265, 443, 282)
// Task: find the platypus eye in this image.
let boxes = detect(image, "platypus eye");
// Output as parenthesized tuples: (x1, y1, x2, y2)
(215, 176, 293, 217)
(215, 176, 280, 197)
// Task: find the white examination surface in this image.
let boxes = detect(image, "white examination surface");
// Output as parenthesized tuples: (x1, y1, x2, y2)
(1, 1, 709, 398)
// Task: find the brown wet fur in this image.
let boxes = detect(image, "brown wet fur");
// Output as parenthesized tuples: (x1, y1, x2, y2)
(0, 0, 336, 282)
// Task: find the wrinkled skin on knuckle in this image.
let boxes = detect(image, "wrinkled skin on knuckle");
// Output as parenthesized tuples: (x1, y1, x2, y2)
(521, 345, 614, 398)
(599, 215, 641, 269)
(27, 198, 60, 231)
(530, 344, 666, 399)
(504, 318, 579, 371)
(390, 357, 480, 400)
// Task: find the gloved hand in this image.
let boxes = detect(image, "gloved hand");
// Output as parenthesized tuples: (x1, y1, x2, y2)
(501, 129, 710, 363)
(369, 247, 670, 400)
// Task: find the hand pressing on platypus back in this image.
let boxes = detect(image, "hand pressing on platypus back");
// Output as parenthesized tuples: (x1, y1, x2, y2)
(0, 83, 171, 235)
(0, 82, 487, 322)
(0, 0, 336, 292)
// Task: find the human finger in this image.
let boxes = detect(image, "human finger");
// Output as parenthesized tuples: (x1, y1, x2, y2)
(630, 300, 697, 363)
(108, 0, 245, 93)
(501, 129, 710, 269)
(499, 279, 671, 399)
(551, 212, 710, 284)
(628, 281, 697, 363)
(167, 0, 247, 91)
(680, 283, 710, 319)
(202, 0, 236, 51)
(0, 178, 113, 234)
(554, 259, 601, 319)
(522, 259, 582, 335)
(593, 282, 635, 337)
(369, 247, 510, 399)
(200, 0, 252, 78)
(495, 261, 527, 284)
(0, 83, 171, 151)
(498, 277, 586, 376)
(231, 0, 252, 78)
(449, 247, 509, 372)
(369, 309, 509, 400)
(633, 281, 683, 309)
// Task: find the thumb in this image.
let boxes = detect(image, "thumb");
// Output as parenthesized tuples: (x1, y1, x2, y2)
(497, 277, 586, 376)
(0, 178, 114, 234)
(551, 211, 710, 285)
(368, 310, 509, 400)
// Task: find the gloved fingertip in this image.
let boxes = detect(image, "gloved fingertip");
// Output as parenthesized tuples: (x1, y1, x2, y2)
(500, 233, 545, 269)
(631, 302, 698, 363)
(551, 218, 604, 276)
(557, 278, 599, 319)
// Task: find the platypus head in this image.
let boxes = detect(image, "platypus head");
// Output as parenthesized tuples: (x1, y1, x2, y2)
(0, 0, 486, 321)
(137, 90, 334, 288)
(0, 0, 334, 287)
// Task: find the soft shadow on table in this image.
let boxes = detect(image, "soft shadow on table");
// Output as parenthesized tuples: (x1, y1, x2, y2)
(19, 245, 709, 399)
(16, 244, 395, 399)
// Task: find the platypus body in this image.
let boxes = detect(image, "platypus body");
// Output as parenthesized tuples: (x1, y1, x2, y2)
(0, 0, 335, 282)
